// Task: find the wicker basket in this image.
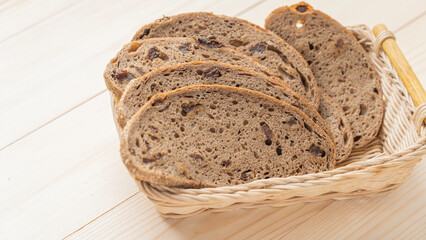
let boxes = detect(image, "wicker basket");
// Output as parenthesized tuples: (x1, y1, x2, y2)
(111, 25, 426, 218)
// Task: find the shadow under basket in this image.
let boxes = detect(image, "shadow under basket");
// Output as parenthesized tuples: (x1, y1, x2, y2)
(110, 25, 426, 218)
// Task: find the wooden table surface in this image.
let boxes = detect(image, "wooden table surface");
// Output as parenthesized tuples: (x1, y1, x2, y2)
(1, 0, 425, 239)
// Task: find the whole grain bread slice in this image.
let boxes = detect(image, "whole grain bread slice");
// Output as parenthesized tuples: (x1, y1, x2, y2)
(121, 85, 335, 188)
(265, 2, 384, 148)
(318, 90, 353, 163)
(117, 61, 333, 142)
(104, 37, 277, 99)
(132, 12, 319, 108)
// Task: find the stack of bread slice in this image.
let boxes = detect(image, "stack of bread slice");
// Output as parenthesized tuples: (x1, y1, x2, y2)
(104, 2, 383, 188)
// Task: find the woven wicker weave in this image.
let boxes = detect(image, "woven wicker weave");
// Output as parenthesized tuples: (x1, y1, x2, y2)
(111, 25, 426, 218)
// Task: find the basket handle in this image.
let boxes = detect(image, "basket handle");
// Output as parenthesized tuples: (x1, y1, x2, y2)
(373, 24, 426, 126)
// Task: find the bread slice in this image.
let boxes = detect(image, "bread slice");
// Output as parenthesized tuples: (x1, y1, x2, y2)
(132, 12, 320, 108)
(318, 90, 353, 163)
(121, 85, 336, 188)
(104, 37, 277, 99)
(117, 61, 333, 143)
(265, 2, 384, 148)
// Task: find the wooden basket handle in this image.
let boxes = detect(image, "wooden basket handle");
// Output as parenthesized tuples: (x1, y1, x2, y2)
(373, 24, 426, 125)
(373, 24, 426, 107)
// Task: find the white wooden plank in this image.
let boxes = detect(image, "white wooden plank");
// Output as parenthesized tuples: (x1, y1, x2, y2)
(65, 160, 426, 240)
(0, 0, 260, 149)
(238, 0, 426, 30)
(0, 92, 140, 239)
(0, 0, 80, 42)
(66, 193, 333, 240)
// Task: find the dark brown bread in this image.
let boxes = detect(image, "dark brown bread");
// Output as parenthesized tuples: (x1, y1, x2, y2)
(121, 85, 335, 188)
(104, 37, 277, 99)
(318, 90, 353, 163)
(132, 12, 320, 108)
(117, 61, 333, 143)
(265, 2, 384, 148)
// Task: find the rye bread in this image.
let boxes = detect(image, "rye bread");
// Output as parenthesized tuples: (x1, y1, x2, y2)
(104, 37, 277, 99)
(265, 2, 384, 148)
(117, 61, 333, 143)
(121, 85, 336, 188)
(318, 90, 353, 163)
(132, 12, 320, 108)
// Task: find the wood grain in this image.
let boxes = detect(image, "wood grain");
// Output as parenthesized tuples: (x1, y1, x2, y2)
(0, 1, 425, 239)
(66, 160, 426, 240)
(66, 193, 334, 240)
(0, 0, 81, 42)
(0, 93, 139, 239)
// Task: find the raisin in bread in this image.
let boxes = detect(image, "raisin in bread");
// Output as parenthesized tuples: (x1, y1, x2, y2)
(318, 90, 353, 163)
(265, 2, 384, 148)
(132, 12, 320, 108)
(121, 85, 336, 188)
(104, 37, 277, 99)
(117, 61, 333, 143)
